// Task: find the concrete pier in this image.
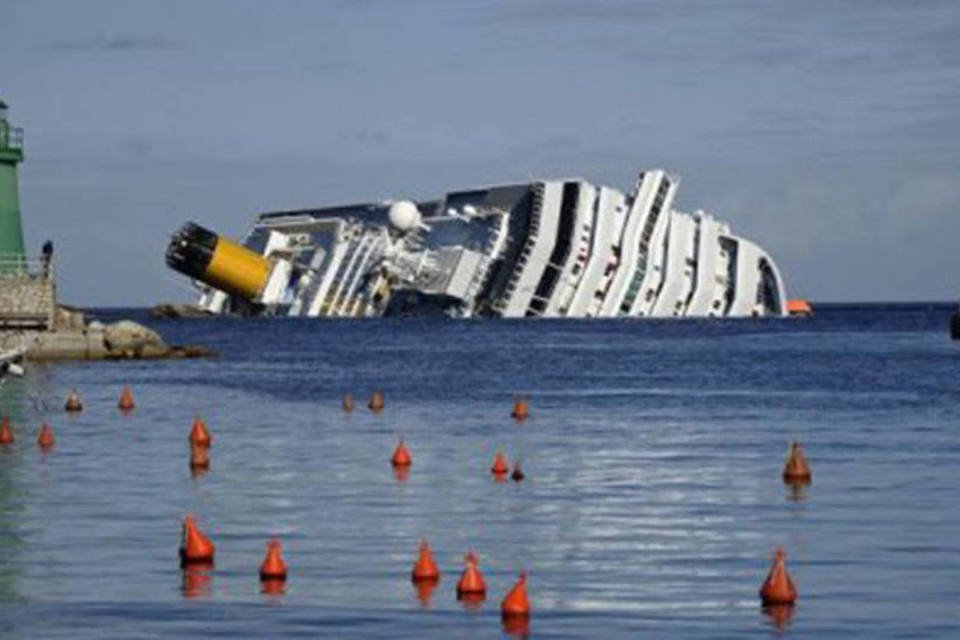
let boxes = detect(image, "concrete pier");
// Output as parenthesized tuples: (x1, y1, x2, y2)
(0, 271, 55, 328)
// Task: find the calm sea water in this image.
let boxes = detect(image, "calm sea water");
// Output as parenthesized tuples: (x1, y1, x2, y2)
(1, 305, 958, 638)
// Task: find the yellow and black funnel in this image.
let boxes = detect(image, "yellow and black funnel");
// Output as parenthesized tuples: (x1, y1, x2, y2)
(166, 222, 270, 300)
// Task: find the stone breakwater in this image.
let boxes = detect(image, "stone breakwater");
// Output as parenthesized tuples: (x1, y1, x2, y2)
(1, 317, 215, 361)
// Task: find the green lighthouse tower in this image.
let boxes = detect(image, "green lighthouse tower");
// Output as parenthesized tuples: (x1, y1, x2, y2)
(0, 99, 27, 264)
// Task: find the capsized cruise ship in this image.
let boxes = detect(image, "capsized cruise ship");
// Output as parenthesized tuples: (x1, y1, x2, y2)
(166, 169, 787, 318)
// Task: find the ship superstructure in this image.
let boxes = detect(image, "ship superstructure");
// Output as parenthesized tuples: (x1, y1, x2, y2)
(166, 169, 787, 318)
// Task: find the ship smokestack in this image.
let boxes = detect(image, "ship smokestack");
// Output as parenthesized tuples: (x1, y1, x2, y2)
(166, 222, 271, 301)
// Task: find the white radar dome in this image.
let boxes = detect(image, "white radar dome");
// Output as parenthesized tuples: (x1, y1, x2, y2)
(388, 200, 421, 232)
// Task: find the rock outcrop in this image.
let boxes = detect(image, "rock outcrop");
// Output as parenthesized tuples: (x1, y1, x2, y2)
(0, 318, 216, 361)
(151, 303, 214, 319)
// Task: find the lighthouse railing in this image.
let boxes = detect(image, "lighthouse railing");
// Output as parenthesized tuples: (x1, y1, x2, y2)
(0, 125, 23, 152)
(0, 254, 52, 279)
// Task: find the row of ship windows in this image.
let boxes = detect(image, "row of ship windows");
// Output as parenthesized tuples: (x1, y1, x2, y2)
(618, 189, 668, 311)
(510, 178, 674, 313)
(517, 259, 726, 315)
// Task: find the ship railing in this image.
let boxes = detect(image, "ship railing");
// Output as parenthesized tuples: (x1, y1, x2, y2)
(0, 254, 53, 279)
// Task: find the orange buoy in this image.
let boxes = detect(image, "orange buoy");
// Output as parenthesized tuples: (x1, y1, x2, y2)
(368, 390, 385, 412)
(456, 551, 487, 597)
(501, 572, 531, 619)
(118, 385, 135, 411)
(188, 416, 212, 448)
(37, 423, 55, 449)
(782, 442, 811, 484)
(189, 444, 210, 472)
(411, 539, 440, 582)
(64, 389, 83, 413)
(759, 548, 798, 605)
(511, 459, 525, 482)
(511, 396, 529, 421)
(259, 539, 288, 581)
(491, 450, 509, 475)
(391, 439, 412, 467)
(342, 392, 355, 413)
(179, 515, 216, 566)
(0, 417, 13, 444)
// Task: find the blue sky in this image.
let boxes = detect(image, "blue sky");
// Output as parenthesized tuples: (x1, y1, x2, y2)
(1, 0, 958, 305)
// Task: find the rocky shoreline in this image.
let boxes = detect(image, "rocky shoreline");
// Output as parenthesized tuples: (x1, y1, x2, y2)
(1, 309, 215, 361)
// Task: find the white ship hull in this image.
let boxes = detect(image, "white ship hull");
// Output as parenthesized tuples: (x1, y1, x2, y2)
(167, 169, 787, 319)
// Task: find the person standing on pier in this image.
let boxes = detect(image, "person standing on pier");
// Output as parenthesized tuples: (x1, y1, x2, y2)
(41, 240, 53, 278)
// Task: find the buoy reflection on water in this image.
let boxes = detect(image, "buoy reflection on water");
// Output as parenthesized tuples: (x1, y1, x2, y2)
(181, 562, 214, 599)
(393, 466, 410, 483)
(762, 602, 795, 630)
(414, 578, 438, 608)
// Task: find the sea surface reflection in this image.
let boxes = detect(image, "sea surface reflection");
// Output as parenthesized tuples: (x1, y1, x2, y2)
(0, 304, 958, 638)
